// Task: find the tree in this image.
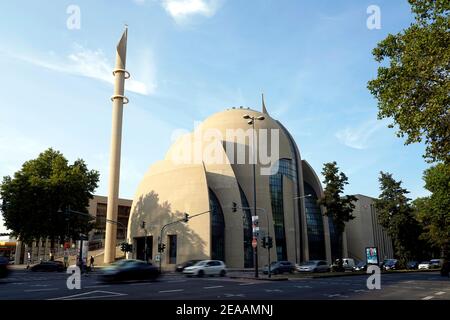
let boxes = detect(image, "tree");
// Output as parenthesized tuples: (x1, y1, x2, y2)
(375, 172, 423, 264)
(413, 163, 450, 259)
(317, 162, 357, 270)
(367, 0, 450, 163)
(0, 148, 99, 246)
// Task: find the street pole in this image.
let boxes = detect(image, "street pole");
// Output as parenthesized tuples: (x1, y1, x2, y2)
(251, 120, 259, 278)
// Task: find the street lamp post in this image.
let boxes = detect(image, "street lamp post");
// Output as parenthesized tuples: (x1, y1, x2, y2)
(243, 113, 265, 278)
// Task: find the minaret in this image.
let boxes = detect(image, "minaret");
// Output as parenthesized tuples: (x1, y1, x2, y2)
(262, 93, 269, 115)
(104, 27, 130, 264)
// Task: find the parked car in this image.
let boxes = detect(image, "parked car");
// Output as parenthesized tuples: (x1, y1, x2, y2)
(263, 261, 295, 274)
(30, 260, 65, 272)
(182, 260, 226, 277)
(406, 261, 419, 270)
(175, 259, 202, 272)
(99, 259, 160, 282)
(296, 260, 330, 273)
(418, 261, 431, 270)
(0, 256, 10, 278)
(353, 261, 367, 271)
(383, 259, 399, 270)
(430, 259, 442, 269)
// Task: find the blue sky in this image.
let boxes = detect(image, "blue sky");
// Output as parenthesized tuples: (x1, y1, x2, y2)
(0, 0, 431, 233)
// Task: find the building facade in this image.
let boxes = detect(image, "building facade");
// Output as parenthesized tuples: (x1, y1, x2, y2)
(345, 194, 394, 262)
(127, 106, 335, 269)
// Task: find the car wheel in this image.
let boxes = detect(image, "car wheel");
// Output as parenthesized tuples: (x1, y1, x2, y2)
(197, 270, 205, 277)
(220, 270, 226, 277)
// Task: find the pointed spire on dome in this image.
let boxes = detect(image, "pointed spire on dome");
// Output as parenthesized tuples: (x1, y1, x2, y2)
(262, 93, 269, 115)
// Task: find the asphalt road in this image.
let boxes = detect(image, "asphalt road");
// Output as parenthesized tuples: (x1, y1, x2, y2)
(0, 270, 449, 300)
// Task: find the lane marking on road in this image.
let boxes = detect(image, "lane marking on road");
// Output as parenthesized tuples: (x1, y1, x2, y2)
(352, 289, 366, 293)
(159, 289, 184, 293)
(435, 291, 445, 296)
(30, 284, 49, 287)
(295, 285, 312, 289)
(204, 285, 224, 289)
(48, 290, 127, 300)
(264, 289, 283, 293)
(224, 293, 245, 297)
(422, 296, 434, 300)
(238, 282, 256, 286)
(84, 285, 111, 289)
(24, 288, 59, 293)
(325, 294, 349, 298)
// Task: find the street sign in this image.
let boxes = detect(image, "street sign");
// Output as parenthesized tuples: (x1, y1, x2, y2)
(155, 254, 161, 262)
(252, 238, 257, 248)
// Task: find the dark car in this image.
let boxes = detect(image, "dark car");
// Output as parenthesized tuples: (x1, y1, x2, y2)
(263, 261, 295, 275)
(406, 261, 419, 270)
(0, 256, 10, 278)
(30, 260, 65, 272)
(353, 261, 367, 271)
(382, 259, 399, 271)
(175, 259, 201, 272)
(99, 259, 160, 282)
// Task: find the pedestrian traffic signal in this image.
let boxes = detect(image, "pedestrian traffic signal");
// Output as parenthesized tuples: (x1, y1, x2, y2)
(120, 242, 127, 252)
(141, 221, 146, 229)
(232, 202, 237, 212)
(183, 213, 189, 222)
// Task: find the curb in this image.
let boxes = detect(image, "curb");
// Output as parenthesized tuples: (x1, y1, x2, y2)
(229, 276, 288, 281)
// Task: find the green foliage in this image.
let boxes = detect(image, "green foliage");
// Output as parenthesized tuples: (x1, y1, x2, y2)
(367, 0, 450, 163)
(413, 163, 450, 258)
(375, 172, 424, 262)
(318, 162, 357, 265)
(0, 148, 99, 245)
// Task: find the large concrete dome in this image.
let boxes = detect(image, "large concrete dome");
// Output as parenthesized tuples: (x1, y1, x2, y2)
(127, 105, 332, 269)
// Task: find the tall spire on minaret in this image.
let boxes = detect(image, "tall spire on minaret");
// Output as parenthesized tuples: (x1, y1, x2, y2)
(262, 93, 269, 115)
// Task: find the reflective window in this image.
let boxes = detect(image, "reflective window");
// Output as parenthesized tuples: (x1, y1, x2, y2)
(328, 216, 341, 261)
(168, 235, 177, 264)
(209, 189, 225, 261)
(270, 158, 296, 261)
(303, 183, 326, 260)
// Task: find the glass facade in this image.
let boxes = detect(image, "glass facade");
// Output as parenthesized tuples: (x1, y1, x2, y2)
(328, 216, 341, 261)
(303, 182, 326, 260)
(239, 184, 254, 268)
(270, 158, 296, 261)
(209, 189, 225, 261)
(168, 235, 177, 264)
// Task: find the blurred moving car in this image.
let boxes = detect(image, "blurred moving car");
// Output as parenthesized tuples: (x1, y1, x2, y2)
(331, 258, 355, 272)
(382, 259, 399, 271)
(430, 259, 442, 269)
(406, 261, 419, 270)
(353, 261, 367, 271)
(99, 259, 160, 282)
(0, 256, 10, 278)
(263, 261, 295, 274)
(30, 260, 65, 272)
(175, 259, 201, 272)
(296, 260, 330, 273)
(418, 261, 431, 269)
(183, 260, 226, 277)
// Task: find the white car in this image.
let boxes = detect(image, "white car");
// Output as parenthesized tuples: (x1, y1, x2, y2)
(418, 261, 431, 269)
(297, 260, 330, 273)
(182, 260, 227, 277)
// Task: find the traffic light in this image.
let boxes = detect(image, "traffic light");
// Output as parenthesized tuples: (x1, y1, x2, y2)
(141, 221, 146, 229)
(232, 202, 237, 212)
(267, 236, 273, 249)
(261, 237, 267, 248)
(126, 243, 133, 252)
(158, 243, 166, 253)
(120, 242, 127, 252)
(183, 213, 189, 222)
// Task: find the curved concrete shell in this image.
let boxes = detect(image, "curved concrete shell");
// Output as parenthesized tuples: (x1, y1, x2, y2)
(128, 107, 332, 269)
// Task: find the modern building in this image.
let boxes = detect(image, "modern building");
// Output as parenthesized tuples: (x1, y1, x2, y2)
(127, 105, 337, 269)
(345, 194, 394, 262)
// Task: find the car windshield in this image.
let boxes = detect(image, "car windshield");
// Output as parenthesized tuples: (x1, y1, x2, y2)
(302, 261, 316, 266)
(194, 261, 207, 266)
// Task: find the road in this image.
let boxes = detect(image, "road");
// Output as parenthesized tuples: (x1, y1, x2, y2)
(0, 270, 449, 300)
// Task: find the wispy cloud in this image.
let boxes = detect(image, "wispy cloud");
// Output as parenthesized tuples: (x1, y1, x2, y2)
(335, 119, 386, 150)
(162, 0, 223, 23)
(6, 44, 156, 96)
